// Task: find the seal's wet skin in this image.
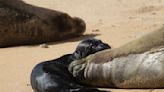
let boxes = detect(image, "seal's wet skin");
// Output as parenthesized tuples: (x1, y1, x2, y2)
(31, 38, 111, 92)
(0, 0, 86, 47)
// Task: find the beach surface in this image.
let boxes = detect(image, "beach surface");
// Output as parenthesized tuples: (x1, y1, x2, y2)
(0, 0, 164, 92)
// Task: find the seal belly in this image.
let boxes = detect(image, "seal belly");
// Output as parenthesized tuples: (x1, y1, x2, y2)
(111, 47, 164, 88)
(84, 47, 164, 88)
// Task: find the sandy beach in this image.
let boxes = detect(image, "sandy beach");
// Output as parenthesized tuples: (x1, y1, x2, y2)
(0, 0, 164, 92)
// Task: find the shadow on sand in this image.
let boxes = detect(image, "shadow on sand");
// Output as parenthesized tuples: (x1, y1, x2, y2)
(24, 33, 100, 48)
(48, 33, 100, 45)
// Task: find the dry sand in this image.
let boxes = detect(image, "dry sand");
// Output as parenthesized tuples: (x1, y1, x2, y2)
(0, 0, 164, 92)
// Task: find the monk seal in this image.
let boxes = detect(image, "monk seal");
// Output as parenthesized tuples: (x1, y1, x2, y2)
(69, 27, 164, 88)
(30, 38, 111, 92)
(0, 0, 86, 47)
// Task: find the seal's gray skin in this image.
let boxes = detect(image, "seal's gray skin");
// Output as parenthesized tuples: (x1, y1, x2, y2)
(69, 27, 164, 88)
(31, 38, 111, 92)
(0, 0, 86, 47)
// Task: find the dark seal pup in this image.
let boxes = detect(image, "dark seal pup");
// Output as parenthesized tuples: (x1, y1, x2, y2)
(30, 38, 111, 92)
(0, 0, 86, 47)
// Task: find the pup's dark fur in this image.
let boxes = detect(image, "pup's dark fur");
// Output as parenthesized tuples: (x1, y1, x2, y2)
(31, 38, 111, 92)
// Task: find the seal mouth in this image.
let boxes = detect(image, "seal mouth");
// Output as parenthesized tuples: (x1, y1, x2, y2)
(74, 17, 86, 34)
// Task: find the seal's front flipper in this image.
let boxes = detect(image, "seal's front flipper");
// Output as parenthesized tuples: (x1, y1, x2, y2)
(68, 58, 87, 78)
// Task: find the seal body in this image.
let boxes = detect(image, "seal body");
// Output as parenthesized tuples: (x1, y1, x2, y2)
(83, 47, 164, 88)
(0, 0, 86, 47)
(69, 28, 164, 88)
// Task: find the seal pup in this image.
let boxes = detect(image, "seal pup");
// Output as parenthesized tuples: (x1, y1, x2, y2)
(0, 0, 86, 47)
(69, 27, 164, 88)
(31, 38, 111, 92)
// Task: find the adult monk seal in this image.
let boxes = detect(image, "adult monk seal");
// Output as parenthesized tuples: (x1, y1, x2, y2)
(0, 0, 86, 47)
(31, 38, 111, 92)
(69, 27, 164, 88)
